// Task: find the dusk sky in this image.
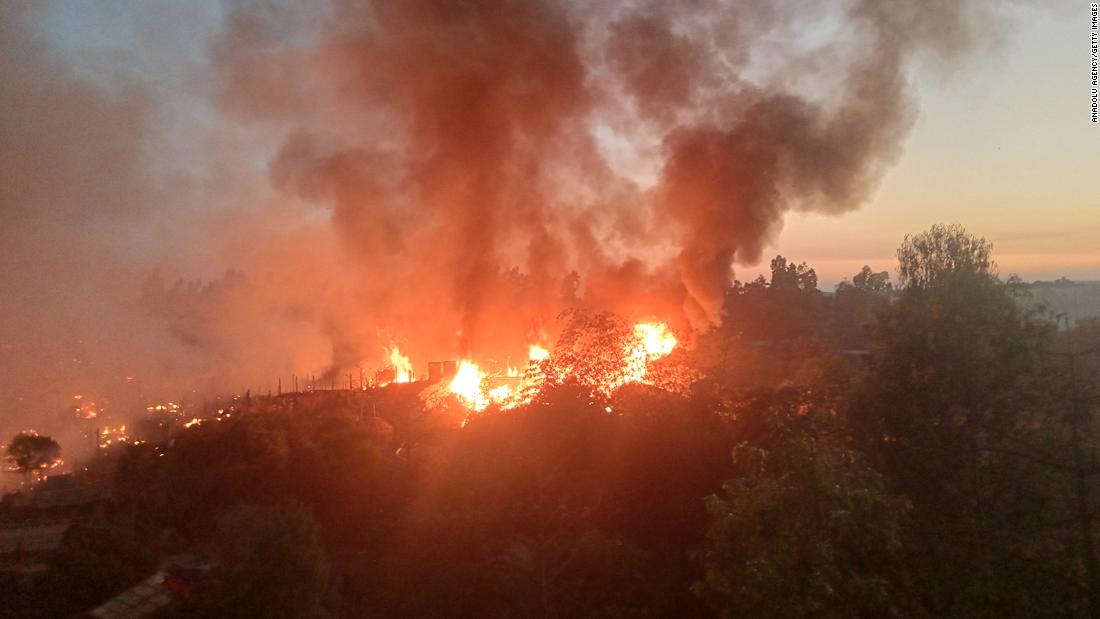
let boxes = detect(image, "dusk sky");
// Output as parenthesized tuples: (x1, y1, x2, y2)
(756, 0, 1097, 284)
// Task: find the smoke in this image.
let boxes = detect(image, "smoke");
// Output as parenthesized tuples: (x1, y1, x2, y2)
(0, 0, 1008, 443)
(211, 0, 1005, 336)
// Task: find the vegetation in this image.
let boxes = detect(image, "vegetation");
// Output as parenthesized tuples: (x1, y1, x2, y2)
(3, 223, 1099, 617)
(4, 432, 61, 481)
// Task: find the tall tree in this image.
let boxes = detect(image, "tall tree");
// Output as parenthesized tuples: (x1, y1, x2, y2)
(4, 432, 61, 482)
(855, 224, 1072, 615)
(832, 266, 892, 349)
(199, 502, 335, 618)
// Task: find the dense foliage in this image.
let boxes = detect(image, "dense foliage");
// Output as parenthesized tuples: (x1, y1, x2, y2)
(4, 432, 61, 480)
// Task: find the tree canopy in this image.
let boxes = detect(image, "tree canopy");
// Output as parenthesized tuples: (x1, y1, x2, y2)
(5, 432, 61, 477)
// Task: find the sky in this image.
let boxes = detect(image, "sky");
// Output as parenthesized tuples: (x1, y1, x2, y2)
(765, 1, 1099, 284)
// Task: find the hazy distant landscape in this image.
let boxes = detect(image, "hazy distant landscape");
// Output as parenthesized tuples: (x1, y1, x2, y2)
(1026, 279, 1100, 325)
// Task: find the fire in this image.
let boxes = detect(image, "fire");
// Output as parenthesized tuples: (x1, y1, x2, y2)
(146, 401, 181, 414)
(450, 360, 489, 411)
(439, 320, 679, 416)
(488, 384, 512, 401)
(621, 321, 678, 386)
(634, 322, 677, 359)
(528, 344, 550, 362)
(98, 425, 130, 448)
(388, 346, 414, 383)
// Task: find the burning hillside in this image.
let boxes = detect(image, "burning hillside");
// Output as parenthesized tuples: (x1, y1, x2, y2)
(413, 311, 691, 421)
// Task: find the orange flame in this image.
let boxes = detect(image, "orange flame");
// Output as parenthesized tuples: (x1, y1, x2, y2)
(388, 346, 414, 383)
(450, 360, 489, 411)
(634, 322, 677, 359)
(441, 321, 677, 416)
(528, 344, 550, 363)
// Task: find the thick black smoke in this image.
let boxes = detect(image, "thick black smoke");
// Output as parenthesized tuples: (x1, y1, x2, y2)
(0, 0, 1008, 448)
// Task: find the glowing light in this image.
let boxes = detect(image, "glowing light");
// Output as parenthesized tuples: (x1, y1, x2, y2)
(146, 401, 181, 414)
(388, 347, 414, 383)
(528, 344, 550, 363)
(620, 321, 678, 387)
(184, 418, 203, 428)
(488, 384, 512, 402)
(412, 320, 679, 417)
(449, 361, 489, 411)
(634, 322, 677, 359)
(98, 424, 131, 449)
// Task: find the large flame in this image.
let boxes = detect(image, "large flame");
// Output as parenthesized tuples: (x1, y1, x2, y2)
(388, 346, 414, 383)
(528, 344, 550, 362)
(621, 322, 678, 385)
(634, 322, 677, 359)
(450, 360, 489, 411)
(441, 321, 678, 415)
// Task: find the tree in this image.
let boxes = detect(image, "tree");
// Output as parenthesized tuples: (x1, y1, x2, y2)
(896, 222, 993, 289)
(197, 502, 335, 618)
(33, 522, 157, 617)
(855, 224, 1073, 615)
(769, 255, 819, 293)
(849, 265, 892, 294)
(696, 401, 910, 618)
(700, 256, 829, 390)
(832, 266, 892, 350)
(5, 432, 61, 482)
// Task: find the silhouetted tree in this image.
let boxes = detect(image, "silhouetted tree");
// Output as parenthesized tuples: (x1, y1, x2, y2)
(34, 522, 157, 617)
(198, 502, 335, 618)
(855, 224, 1071, 615)
(832, 266, 892, 349)
(4, 432, 61, 482)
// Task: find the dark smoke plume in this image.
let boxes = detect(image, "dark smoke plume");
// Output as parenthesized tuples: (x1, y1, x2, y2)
(0, 0, 1007, 444)
(214, 0, 1002, 337)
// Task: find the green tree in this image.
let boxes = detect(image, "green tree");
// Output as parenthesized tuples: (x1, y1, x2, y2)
(700, 256, 829, 390)
(697, 402, 910, 618)
(4, 432, 61, 482)
(895, 222, 992, 289)
(832, 266, 893, 350)
(34, 522, 157, 617)
(198, 502, 335, 618)
(855, 224, 1072, 615)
